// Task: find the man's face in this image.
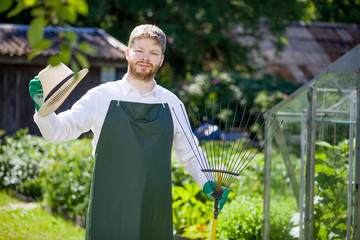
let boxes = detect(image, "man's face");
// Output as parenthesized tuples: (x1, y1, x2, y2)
(126, 38, 164, 82)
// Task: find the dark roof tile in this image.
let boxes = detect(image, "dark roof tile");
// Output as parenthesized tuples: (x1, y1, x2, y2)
(0, 24, 126, 60)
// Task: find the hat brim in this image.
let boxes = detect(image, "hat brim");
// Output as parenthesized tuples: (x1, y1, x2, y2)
(38, 69, 89, 117)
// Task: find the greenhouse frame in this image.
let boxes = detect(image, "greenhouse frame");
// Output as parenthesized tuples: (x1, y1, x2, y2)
(263, 44, 360, 240)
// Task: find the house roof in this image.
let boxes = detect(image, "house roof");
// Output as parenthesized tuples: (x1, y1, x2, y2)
(0, 23, 127, 64)
(259, 21, 360, 83)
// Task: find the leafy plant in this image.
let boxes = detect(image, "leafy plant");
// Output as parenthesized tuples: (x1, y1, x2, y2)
(0, 129, 94, 219)
(214, 195, 295, 240)
(171, 152, 194, 187)
(178, 70, 245, 128)
(40, 139, 93, 219)
(1, 129, 277, 239)
(0, 128, 47, 199)
(172, 182, 213, 239)
(313, 139, 350, 239)
(0, 0, 96, 71)
(288, 139, 352, 239)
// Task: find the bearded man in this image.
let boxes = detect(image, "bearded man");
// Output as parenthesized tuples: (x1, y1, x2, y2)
(29, 24, 229, 240)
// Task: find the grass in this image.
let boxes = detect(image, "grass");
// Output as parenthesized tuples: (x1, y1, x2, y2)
(0, 191, 85, 240)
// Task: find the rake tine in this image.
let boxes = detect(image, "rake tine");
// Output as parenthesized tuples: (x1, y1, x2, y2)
(180, 105, 211, 179)
(221, 105, 247, 184)
(222, 103, 243, 170)
(227, 119, 283, 186)
(229, 113, 272, 177)
(227, 118, 283, 186)
(217, 101, 222, 176)
(171, 106, 211, 183)
(211, 99, 217, 179)
(226, 112, 270, 180)
(189, 109, 213, 181)
(203, 103, 216, 181)
(220, 101, 230, 175)
(225, 114, 270, 185)
(222, 109, 255, 185)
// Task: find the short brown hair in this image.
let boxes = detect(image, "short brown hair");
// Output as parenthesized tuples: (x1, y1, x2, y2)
(128, 24, 166, 54)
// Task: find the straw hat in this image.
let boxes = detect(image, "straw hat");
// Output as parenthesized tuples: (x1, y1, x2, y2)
(38, 62, 88, 117)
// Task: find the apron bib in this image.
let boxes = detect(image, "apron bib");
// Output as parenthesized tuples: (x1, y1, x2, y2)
(85, 100, 174, 240)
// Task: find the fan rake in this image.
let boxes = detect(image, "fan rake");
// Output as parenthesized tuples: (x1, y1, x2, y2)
(172, 101, 282, 239)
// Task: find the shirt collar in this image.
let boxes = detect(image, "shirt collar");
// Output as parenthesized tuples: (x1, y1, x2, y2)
(120, 74, 161, 99)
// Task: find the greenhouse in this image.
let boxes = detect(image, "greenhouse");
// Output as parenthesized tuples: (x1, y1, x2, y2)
(263, 44, 360, 240)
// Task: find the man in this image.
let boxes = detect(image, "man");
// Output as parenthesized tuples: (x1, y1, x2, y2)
(29, 24, 229, 239)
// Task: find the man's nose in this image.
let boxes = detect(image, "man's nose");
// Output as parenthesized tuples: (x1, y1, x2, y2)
(141, 52, 150, 60)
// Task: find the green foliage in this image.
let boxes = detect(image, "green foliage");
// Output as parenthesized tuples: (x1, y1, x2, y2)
(19, 178, 43, 199)
(0, 128, 46, 198)
(40, 139, 94, 218)
(313, 139, 350, 239)
(308, 0, 360, 23)
(253, 90, 288, 114)
(172, 140, 270, 239)
(251, 90, 289, 139)
(0, 190, 20, 205)
(76, 0, 309, 79)
(0, 0, 13, 14)
(172, 182, 213, 238)
(0, 191, 85, 240)
(171, 152, 194, 187)
(0, 129, 93, 219)
(269, 198, 297, 240)
(177, 70, 299, 135)
(0, 130, 283, 239)
(214, 195, 295, 240)
(233, 152, 265, 197)
(1, 0, 96, 71)
(287, 139, 352, 239)
(178, 70, 245, 128)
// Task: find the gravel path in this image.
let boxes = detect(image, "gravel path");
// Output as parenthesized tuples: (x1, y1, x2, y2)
(0, 202, 40, 211)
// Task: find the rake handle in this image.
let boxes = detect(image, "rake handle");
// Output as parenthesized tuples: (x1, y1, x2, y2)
(211, 193, 223, 240)
(211, 185, 224, 240)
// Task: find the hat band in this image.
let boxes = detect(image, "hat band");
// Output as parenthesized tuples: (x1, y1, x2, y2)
(44, 73, 74, 102)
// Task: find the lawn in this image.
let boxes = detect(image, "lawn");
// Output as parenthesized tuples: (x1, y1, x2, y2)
(0, 191, 85, 240)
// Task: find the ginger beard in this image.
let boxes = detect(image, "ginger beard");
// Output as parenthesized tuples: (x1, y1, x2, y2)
(128, 59, 161, 82)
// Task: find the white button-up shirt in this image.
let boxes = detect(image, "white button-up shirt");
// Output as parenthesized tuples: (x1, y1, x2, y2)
(34, 76, 208, 188)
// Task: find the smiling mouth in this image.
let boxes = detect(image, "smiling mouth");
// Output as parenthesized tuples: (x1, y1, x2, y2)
(137, 62, 152, 68)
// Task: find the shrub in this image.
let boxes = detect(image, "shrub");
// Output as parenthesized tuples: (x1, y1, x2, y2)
(0, 128, 47, 199)
(178, 71, 244, 127)
(0, 129, 94, 219)
(212, 195, 295, 240)
(1, 129, 283, 240)
(172, 182, 213, 239)
(40, 138, 93, 218)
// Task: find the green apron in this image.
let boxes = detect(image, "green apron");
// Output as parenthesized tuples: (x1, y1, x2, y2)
(85, 100, 174, 240)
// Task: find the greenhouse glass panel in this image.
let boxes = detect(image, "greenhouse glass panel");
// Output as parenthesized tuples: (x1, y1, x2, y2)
(263, 44, 360, 240)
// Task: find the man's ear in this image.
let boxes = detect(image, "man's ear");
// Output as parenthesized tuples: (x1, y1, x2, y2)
(126, 48, 130, 61)
(159, 55, 164, 67)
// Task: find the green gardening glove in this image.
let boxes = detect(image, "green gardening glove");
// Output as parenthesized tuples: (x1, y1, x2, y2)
(29, 76, 44, 112)
(203, 181, 230, 211)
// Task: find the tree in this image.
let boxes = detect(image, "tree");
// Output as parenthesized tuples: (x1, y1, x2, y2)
(1, 0, 311, 81)
(0, 0, 97, 71)
(76, 0, 309, 83)
(309, 0, 360, 23)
